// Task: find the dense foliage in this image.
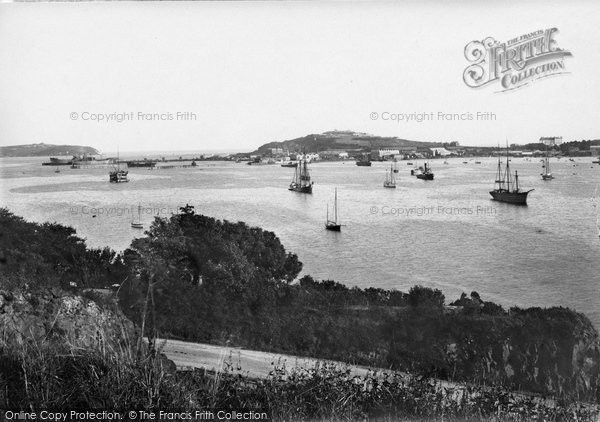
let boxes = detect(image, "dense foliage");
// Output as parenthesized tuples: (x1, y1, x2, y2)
(116, 206, 600, 401)
(0, 208, 127, 291)
(1, 207, 599, 405)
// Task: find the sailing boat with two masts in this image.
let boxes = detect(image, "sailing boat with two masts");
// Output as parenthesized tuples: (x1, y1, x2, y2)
(289, 155, 313, 193)
(325, 187, 342, 231)
(490, 145, 533, 205)
(541, 141, 554, 180)
(131, 203, 143, 229)
(109, 148, 129, 183)
(384, 164, 396, 188)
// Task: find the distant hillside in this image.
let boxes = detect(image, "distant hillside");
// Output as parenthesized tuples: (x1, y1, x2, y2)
(251, 130, 444, 155)
(0, 143, 99, 157)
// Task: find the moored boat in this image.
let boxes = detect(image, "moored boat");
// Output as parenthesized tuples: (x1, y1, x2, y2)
(541, 141, 554, 180)
(325, 188, 342, 231)
(490, 146, 532, 205)
(109, 169, 129, 183)
(109, 149, 129, 183)
(356, 154, 372, 166)
(131, 203, 144, 229)
(289, 157, 313, 193)
(384, 164, 396, 188)
(415, 163, 434, 180)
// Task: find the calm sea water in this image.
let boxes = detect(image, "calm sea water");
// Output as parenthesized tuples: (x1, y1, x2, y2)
(1, 156, 599, 328)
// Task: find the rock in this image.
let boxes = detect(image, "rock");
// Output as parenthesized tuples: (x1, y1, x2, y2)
(0, 288, 135, 351)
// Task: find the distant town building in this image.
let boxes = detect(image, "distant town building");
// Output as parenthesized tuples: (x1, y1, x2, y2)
(539, 136, 562, 145)
(430, 147, 452, 157)
(297, 153, 320, 162)
(320, 150, 349, 157)
(373, 148, 400, 159)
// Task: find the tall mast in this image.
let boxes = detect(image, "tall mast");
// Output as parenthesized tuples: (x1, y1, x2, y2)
(293, 163, 298, 185)
(334, 187, 338, 223)
(495, 144, 503, 190)
(505, 142, 512, 191)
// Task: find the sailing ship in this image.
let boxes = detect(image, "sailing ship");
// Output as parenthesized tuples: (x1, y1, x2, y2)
(109, 149, 129, 183)
(131, 204, 143, 229)
(289, 157, 313, 193)
(415, 163, 434, 180)
(384, 164, 396, 188)
(109, 166, 129, 183)
(356, 154, 372, 166)
(490, 146, 533, 205)
(541, 142, 554, 180)
(325, 188, 342, 231)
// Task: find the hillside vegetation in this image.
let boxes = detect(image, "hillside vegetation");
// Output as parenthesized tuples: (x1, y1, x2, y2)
(0, 207, 598, 420)
(252, 130, 444, 155)
(0, 143, 99, 157)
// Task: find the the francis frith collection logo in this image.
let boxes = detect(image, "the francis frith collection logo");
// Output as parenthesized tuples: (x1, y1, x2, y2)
(463, 28, 572, 92)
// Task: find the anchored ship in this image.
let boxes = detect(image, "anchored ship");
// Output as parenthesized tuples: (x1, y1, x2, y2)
(355, 154, 372, 166)
(109, 149, 129, 183)
(325, 188, 342, 231)
(490, 146, 532, 205)
(383, 164, 396, 188)
(415, 163, 434, 180)
(289, 157, 313, 193)
(541, 142, 554, 180)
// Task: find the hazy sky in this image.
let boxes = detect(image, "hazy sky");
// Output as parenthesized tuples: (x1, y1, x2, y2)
(1, 1, 599, 152)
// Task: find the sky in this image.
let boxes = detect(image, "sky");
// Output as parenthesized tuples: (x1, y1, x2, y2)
(0, 1, 599, 153)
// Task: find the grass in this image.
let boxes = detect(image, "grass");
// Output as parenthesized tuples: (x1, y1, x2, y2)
(1, 332, 597, 421)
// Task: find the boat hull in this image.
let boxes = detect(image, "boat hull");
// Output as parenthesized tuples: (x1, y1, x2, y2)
(289, 184, 312, 194)
(325, 224, 341, 231)
(356, 162, 372, 166)
(489, 190, 530, 205)
(416, 173, 434, 180)
(109, 170, 129, 183)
